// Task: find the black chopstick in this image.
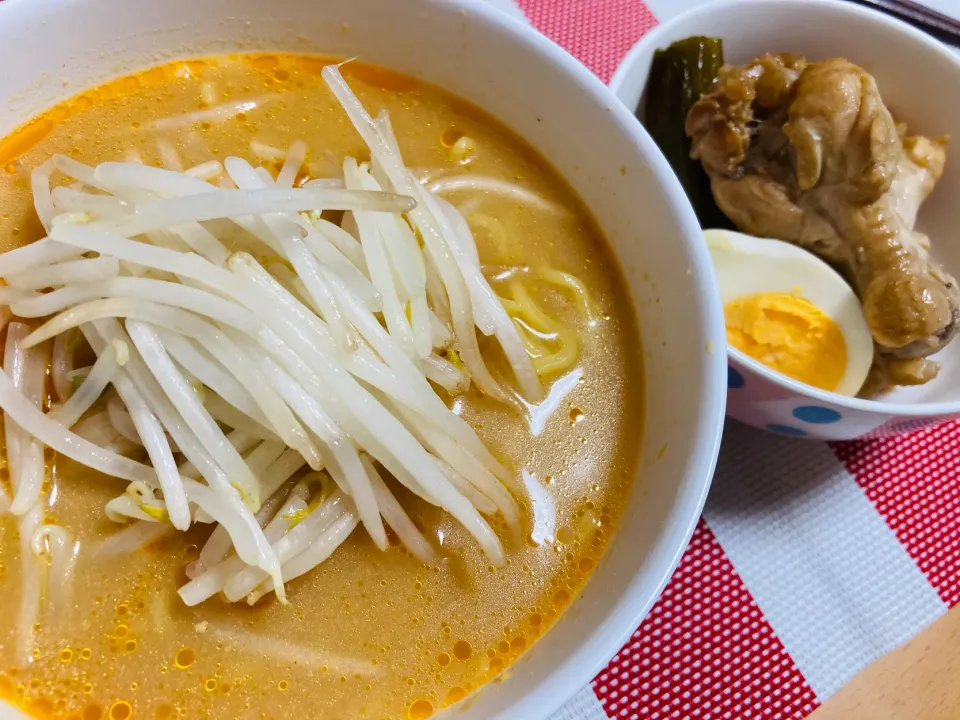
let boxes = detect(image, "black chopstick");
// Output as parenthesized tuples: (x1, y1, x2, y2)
(843, 0, 960, 47)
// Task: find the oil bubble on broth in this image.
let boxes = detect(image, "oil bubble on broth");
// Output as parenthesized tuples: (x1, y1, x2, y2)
(0, 54, 643, 720)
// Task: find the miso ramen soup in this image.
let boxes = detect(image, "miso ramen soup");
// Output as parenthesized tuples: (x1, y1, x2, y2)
(0, 54, 643, 720)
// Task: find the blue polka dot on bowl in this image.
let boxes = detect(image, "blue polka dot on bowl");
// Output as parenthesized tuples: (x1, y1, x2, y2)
(765, 424, 808, 437)
(792, 406, 842, 424)
(727, 366, 744, 389)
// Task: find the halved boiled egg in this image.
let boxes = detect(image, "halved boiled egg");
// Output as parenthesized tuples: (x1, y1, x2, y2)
(705, 229, 874, 397)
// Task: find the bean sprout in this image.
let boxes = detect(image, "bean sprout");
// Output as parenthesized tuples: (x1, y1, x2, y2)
(0, 65, 588, 612)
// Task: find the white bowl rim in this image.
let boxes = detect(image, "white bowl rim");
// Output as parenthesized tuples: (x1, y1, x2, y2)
(728, 345, 960, 417)
(609, 0, 960, 419)
(0, 0, 730, 717)
(610, 0, 960, 97)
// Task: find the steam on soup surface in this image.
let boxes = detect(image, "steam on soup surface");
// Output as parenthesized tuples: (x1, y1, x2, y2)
(0, 54, 642, 719)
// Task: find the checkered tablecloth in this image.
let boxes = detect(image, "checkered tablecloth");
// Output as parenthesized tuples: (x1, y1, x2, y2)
(476, 1, 960, 718)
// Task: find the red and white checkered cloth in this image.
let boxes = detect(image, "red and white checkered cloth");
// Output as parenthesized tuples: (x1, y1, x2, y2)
(484, 1, 960, 718)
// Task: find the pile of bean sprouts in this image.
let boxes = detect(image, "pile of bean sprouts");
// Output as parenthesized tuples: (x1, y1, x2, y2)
(0, 63, 563, 652)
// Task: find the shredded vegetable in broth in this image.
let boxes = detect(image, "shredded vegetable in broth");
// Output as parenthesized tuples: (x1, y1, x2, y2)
(0, 54, 643, 720)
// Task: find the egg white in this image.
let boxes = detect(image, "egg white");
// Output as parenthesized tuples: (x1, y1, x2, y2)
(705, 229, 874, 397)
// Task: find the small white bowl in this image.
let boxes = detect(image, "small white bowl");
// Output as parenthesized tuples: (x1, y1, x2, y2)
(611, 0, 960, 441)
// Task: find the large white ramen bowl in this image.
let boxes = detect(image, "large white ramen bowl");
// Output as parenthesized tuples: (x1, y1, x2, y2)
(0, 0, 727, 717)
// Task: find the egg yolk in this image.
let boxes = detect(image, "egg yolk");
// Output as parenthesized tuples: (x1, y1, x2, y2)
(724, 292, 847, 391)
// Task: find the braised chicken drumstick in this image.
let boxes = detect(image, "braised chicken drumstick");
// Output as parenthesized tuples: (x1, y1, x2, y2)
(686, 54, 956, 394)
